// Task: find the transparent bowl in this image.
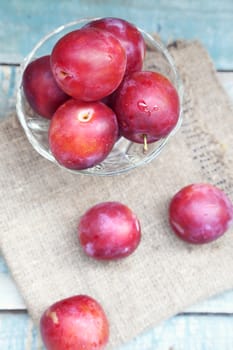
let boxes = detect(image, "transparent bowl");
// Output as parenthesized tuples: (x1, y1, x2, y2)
(16, 18, 183, 176)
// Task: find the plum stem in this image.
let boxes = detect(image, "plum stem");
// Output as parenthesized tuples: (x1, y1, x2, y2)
(143, 134, 148, 154)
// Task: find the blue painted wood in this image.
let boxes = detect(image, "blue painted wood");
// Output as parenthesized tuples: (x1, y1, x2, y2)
(1, 312, 233, 350)
(0, 312, 43, 349)
(0, 0, 233, 69)
(0, 256, 8, 274)
(0, 65, 17, 119)
(122, 315, 233, 350)
(0, 255, 25, 309)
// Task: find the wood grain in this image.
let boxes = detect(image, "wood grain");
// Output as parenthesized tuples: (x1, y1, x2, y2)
(1, 312, 233, 350)
(0, 312, 43, 350)
(0, 1, 233, 69)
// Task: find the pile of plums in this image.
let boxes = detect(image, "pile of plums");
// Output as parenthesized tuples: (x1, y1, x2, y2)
(22, 17, 233, 350)
(23, 17, 180, 171)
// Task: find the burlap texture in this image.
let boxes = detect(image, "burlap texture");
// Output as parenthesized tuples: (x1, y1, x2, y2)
(1, 41, 233, 349)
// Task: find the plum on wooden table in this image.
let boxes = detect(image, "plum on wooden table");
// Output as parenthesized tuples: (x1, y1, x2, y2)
(40, 295, 109, 350)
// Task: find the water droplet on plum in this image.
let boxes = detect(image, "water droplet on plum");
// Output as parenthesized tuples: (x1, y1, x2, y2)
(137, 100, 151, 115)
(107, 54, 113, 61)
(152, 105, 159, 111)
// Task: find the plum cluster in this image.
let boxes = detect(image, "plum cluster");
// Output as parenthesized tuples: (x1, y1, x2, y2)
(23, 17, 233, 350)
(23, 17, 180, 171)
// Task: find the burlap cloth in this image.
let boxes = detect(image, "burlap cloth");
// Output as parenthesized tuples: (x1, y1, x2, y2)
(1, 41, 233, 349)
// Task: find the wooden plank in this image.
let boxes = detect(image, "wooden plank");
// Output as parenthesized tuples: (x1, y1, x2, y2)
(0, 312, 43, 350)
(123, 315, 233, 350)
(1, 312, 233, 350)
(0, 65, 17, 119)
(0, 274, 25, 310)
(0, 257, 25, 309)
(218, 72, 233, 93)
(187, 289, 233, 313)
(0, 65, 26, 309)
(0, 1, 233, 69)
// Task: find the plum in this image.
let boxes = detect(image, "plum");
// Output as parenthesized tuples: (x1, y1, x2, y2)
(49, 99, 119, 170)
(40, 295, 109, 350)
(169, 183, 233, 244)
(78, 201, 141, 259)
(113, 71, 180, 145)
(22, 55, 69, 119)
(85, 17, 145, 75)
(50, 27, 127, 101)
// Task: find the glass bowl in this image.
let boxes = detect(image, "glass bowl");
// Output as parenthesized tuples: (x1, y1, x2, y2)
(16, 18, 183, 176)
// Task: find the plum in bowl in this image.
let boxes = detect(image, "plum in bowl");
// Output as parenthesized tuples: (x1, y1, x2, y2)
(16, 18, 183, 176)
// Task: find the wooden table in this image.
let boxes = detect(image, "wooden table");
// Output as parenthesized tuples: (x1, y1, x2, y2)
(1, 1, 233, 349)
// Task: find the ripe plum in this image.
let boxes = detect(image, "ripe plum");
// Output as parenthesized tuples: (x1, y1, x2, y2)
(85, 17, 145, 75)
(169, 183, 233, 244)
(49, 99, 118, 170)
(22, 55, 69, 119)
(114, 71, 180, 145)
(78, 201, 141, 259)
(51, 27, 127, 101)
(40, 295, 109, 350)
